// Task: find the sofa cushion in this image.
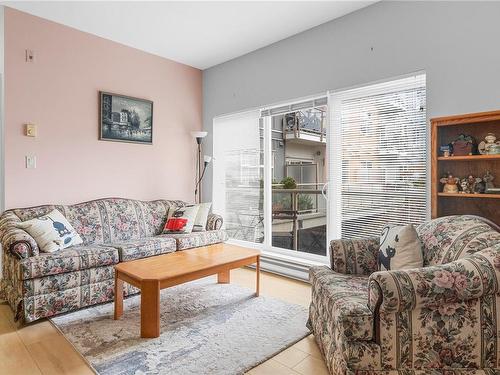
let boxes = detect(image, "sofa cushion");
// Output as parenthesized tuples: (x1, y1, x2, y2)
(64, 201, 106, 245)
(108, 237, 177, 261)
(160, 229, 228, 250)
(309, 266, 374, 341)
(97, 198, 142, 242)
(133, 200, 170, 237)
(417, 215, 500, 266)
(18, 245, 119, 280)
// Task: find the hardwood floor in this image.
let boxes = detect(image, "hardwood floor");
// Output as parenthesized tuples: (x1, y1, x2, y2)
(0, 268, 328, 375)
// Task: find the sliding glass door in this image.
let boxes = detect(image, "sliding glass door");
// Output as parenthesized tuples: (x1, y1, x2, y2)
(263, 102, 328, 259)
(213, 98, 329, 262)
(213, 73, 427, 263)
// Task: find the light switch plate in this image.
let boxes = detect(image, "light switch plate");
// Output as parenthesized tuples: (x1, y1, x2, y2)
(26, 155, 36, 169)
(25, 123, 36, 137)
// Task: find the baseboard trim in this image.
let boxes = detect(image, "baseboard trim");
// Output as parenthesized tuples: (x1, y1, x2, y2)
(247, 253, 314, 282)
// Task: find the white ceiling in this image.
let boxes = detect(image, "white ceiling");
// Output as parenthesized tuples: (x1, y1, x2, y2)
(4, 1, 376, 69)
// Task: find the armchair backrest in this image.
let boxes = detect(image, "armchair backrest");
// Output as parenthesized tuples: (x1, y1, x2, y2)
(8, 198, 186, 246)
(417, 215, 500, 266)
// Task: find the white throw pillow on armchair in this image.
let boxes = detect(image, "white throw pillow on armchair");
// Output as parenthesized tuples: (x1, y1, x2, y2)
(378, 224, 423, 271)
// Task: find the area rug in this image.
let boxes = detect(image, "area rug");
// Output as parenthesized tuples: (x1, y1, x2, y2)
(50, 276, 310, 375)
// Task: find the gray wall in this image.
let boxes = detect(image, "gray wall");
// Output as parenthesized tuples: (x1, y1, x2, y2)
(202, 1, 500, 201)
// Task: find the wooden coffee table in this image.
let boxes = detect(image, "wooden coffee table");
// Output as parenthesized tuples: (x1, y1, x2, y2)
(113, 243, 261, 338)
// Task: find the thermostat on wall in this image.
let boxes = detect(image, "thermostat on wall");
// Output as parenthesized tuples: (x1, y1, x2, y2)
(25, 123, 37, 137)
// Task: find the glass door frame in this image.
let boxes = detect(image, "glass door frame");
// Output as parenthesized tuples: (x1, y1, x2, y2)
(261, 100, 329, 264)
(214, 94, 331, 265)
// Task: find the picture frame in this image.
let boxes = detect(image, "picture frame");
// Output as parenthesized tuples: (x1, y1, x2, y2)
(99, 91, 153, 144)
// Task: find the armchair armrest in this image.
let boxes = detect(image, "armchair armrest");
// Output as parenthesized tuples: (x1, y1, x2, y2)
(206, 213, 223, 231)
(368, 245, 500, 313)
(330, 237, 379, 275)
(0, 211, 39, 259)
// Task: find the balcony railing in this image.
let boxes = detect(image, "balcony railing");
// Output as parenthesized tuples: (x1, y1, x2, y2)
(283, 115, 326, 143)
(272, 184, 326, 253)
(223, 184, 327, 255)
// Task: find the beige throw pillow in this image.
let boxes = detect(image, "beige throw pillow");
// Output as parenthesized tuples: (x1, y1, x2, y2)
(192, 202, 212, 232)
(378, 224, 423, 271)
(17, 209, 83, 253)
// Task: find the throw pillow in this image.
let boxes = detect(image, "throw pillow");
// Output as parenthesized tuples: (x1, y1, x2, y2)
(17, 209, 83, 253)
(192, 202, 212, 232)
(378, 224, 423, 271)
(163, 205, 200, 234)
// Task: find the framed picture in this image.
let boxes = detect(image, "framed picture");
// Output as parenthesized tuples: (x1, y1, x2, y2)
(99, 91, 153, 144)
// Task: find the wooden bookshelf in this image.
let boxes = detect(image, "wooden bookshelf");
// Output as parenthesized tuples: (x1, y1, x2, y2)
(431, 110, 500, 226)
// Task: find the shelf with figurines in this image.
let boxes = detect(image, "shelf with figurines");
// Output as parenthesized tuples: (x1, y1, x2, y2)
(439, 133, 500, 159)
(439, 171, 500, 198)
(431, 110, 500, 225)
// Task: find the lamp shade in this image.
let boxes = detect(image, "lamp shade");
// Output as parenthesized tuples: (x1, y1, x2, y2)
(191, 131, 208, 139)
(204, 155, 212, 164)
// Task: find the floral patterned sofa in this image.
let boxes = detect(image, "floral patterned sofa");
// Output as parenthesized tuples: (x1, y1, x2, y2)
(0, 198, 226, 323)
(307, 215, 500, 375)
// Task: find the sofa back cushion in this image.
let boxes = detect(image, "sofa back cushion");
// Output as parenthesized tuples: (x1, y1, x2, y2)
(11, 198, 187, 246)
(417, 215, 500, 266)
(64, 201, 106, 245)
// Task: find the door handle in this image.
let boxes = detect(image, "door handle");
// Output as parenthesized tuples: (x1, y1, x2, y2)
(321, 182, 329, 201)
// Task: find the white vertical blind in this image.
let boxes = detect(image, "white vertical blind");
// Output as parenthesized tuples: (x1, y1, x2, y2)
(329, 73, 427, 239)
(213, 110, 265, 244)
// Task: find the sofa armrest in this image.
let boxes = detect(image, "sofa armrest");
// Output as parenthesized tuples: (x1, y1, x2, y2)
(330, 237, 379, 275)
(0, 211, 39, 259)
(368, 245, 500, 313)
(206, 213, 223, 231)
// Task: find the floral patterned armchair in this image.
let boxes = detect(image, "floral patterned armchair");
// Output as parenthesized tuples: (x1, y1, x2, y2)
(308, 215, 500, 375)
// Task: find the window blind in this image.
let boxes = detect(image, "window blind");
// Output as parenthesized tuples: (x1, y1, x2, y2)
(212, 110, 265, 244)
(329, 74, 427, 239)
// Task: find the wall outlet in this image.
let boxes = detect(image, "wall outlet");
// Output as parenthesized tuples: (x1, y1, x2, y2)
(25, 155, 37, 169)
(25, 49, 35, 63)
(25, 123, 37, 137)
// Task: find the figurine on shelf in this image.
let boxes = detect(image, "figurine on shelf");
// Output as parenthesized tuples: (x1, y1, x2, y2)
(459, 177, 474, 194)
(451, 134, 478, 156)
(440, 145, 452, 157)
(474, 177, 486, 194)
(440, 173, 459, 194)
(484, 171, 495, 190)
(478, 133, 500, 154)
(467, 174, 476, 188)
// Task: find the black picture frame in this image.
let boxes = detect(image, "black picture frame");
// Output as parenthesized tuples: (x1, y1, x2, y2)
(99, 91, 153, 144)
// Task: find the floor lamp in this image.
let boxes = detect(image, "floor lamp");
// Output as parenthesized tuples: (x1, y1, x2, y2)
(191, 131, 208, 203)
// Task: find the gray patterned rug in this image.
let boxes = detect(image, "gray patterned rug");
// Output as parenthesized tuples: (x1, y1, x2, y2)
(50, 276, 310, 375)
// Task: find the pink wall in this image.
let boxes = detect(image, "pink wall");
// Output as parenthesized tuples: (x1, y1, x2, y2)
(4, 7, 202, 208)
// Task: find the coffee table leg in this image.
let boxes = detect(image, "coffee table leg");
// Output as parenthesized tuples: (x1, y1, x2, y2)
(141, 280, 161, 338)
(114, 271, 123, 320)
(218, 270, 230, 284)
(255, 255, 260, 297)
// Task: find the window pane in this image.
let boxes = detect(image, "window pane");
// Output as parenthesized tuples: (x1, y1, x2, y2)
(330, 74, 427, 239)
(271, 108, 327, 256)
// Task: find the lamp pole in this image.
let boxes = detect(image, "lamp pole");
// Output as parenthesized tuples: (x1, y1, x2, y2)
(197, 137, 202, 203)
(191, 131, 208, 204)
